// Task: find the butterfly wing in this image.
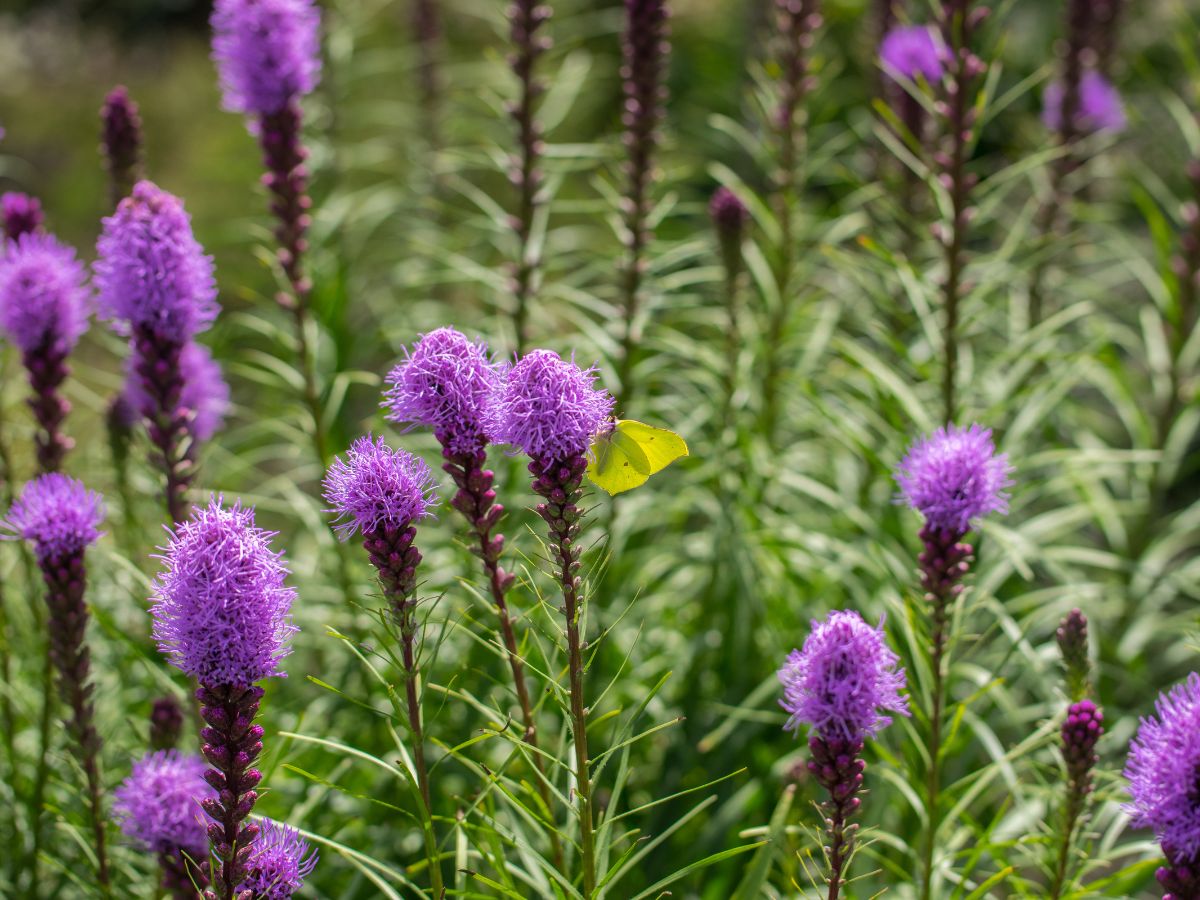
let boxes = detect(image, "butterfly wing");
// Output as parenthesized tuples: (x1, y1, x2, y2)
(587, 427, 652, 495)
(615, 420, 689, 475)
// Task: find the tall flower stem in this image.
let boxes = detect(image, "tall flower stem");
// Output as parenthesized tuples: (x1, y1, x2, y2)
(445, 449, 564, 867)
(1048, 699, 1102, 898)
(100, 86, 144, 208)
(934, 0, 984, 425)
(132, 330, 195, 524)
(24, 341, 72, 474)
(917, 524, 971, 900)
(197, 683, 264, 900)
(808, 735, 865, 900)
(410, 0, 443, 153)
(615, 0, 669, 410)
(530, 454, 595, 897)
(258, 102, 328, 468)
(507, 0, 551, 353)
(39, 550, 111, 895)
(761, 0, 820, 441)
(363, 523, 444, 898)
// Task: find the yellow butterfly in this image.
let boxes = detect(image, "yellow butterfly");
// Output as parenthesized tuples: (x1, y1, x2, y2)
(586, 419, 689, 495)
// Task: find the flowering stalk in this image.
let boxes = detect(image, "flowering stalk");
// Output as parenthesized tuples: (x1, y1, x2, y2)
(100, 85, 144, 207)
(150, 498, 299, 900)
(212, 0, 328, 466)
(2, 191, 44, 240)
(486, 349, 614, 897)
(779, 611, 909, 899)
(710, 187, 749, 433)
(324, 436, 443, 898)
(507, 0, 551, 352)
(615, 0, 669, 409)
(3, 476, 111, 894)
(761, 0, 821, 440)
(932, 0, 986, 424)
(410, 0, 443, 151)
(95, 181, 220, 524)
(1050, 698, 1103, 897)
(896, 425, 1012, 900)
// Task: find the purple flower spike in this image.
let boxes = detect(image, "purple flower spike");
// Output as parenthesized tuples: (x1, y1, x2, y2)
(2, 192, 44, 241)
(879, 25, 947, 82)
(239, 819, 318, 899)
(486, 349, 615, 462)
(709, 186, 749, 242)
(113, 750, 213, 856)
(324, 435, 436, 540)
(384, 328, 499, 455)
(151, 497, 297, 686)
(95, 181, 218, 344)
(0, 232, 91, 357)
(1125, 674, 1200, 865)
(124, 341, 231, 444)
(211, 0, 322, 117)
(896, 424, 1013, 536)
(101, 86, 144, 205)
(2, 473, 104, 563)
(778, 610, 910, 742)
(1043, 71, 1126, 135)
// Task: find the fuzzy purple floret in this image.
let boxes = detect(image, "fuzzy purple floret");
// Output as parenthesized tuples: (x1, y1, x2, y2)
(94, 181, 219, 344)
(323, 435, 436, 540)
(485, 349, 615, 461)
(124, 341, 231, 442)
(211, 0, 322, 116)
(2, 474, 104, 562)
(896, 424, 1013, 535)
(384, 327, 499, 455)
(1043, 71, 1127, 134)
(151, 497, 297, 686)
(2, 192, 44, 240)
(778, 610, 910, 742)
(239, 819, 318, 899)
(0, 231, 91, 355)
(1125, 673, 1200, 863)
(709, 186, 749, 237)
(112, 750, 213, 856)
(879, 25, 946, 82)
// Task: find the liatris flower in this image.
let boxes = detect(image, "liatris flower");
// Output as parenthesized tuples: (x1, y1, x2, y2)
(709, 186, 749, 262)
(2, 475, 111, 889)
(1043, 71, 1126, 135)
(2, 191, 44, 240)
(211, 0, 326, 465)
(100, 86, 144, 206)
(124, 341, 231, 444)
(95, 181, 218, 522)
(323, 435, 442, 894)
(114, 749, 213, 898)
(507, 0, 552, 351)
(239, 819, 317, 899)
(778, 610, 909, 900)
(384, 328, 498, 456)
(1056, 608, 1090, 702)
(1125, 674, 1200, 898)
(488, 348, 615, 897)
(0, 231, 91, 473)
(150, 695, 186, 752)
(879, 25, 946, 82)
(615, 0, 670, 406)
(150, 497, 297, 900)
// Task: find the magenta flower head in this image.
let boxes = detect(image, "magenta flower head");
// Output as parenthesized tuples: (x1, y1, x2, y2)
(112, 750, 213, 856)
(779, 610, 909, 742)
(124, 341, 231, 443)
(896, 424, 1013, 536)
(1043, 71, 1127, 135)
(879, 25, 946, 82)
(2, 191, 44, 240)
(486, 349, 615, 462)
(151, 497, 298, 686)
(94, 181, 218, 344)
(323, 435, 436, 541)
(1125, 674, 1200, 864)
(211, 0, 322, 117)
(2, 473, 104, 564)
(239, 819, 318, 899)
(384, 327, 499, 455)
(709, 186, 749, 242)
(0, 231, 91, 356)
